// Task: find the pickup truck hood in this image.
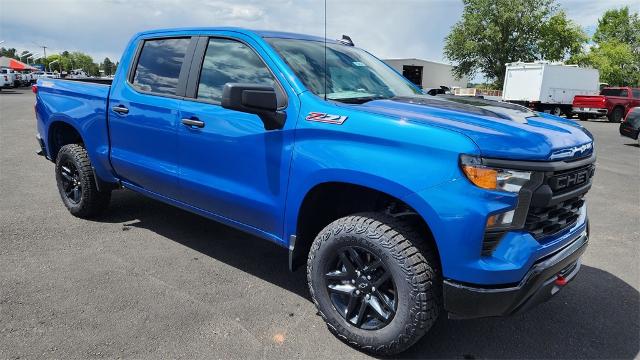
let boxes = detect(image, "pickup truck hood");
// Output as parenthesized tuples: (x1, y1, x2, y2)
(356, 95, 594, 161)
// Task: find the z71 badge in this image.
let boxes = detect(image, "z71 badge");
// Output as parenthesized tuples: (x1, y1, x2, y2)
(305, 112, 348, 125)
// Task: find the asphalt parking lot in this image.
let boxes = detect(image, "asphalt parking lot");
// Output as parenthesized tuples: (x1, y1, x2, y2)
(1, 87, 638, 359)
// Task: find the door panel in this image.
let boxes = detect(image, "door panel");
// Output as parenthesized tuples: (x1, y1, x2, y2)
(109, 37, 193, 198)
(176, 35, 297, 238)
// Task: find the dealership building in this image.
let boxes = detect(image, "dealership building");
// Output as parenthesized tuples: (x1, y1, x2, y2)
(384, 58, 469, 90)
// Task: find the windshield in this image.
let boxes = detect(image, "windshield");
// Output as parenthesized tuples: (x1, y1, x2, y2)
(266, 38, 421, 103)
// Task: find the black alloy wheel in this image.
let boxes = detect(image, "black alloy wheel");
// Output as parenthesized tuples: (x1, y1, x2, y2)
(55, 144, 111, 218)
(325, 246, 397, 330)
(307, 213, 441, 355)
(59, 159, 82, 204)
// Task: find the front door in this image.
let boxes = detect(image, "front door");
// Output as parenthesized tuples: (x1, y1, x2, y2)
(176, 35, 296, 238)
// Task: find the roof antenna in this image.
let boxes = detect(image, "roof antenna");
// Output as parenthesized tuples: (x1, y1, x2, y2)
(324, 0, 327, 101)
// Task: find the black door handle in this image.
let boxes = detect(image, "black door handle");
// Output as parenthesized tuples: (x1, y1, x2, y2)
(112, 105, 129, 114)
(181, 118, 205, 128)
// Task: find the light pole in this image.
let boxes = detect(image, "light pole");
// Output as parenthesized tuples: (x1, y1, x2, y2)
(19, 52, 33, 62)
(49, 60, 62, 75)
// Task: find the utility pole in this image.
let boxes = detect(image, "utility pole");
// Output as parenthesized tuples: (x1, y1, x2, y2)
(38, 44, 48, 71)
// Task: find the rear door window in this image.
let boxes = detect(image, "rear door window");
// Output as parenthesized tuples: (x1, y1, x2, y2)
(132, 38, 191, 95)
(601, 88, 623, 96)
(632, 89, 640, 99)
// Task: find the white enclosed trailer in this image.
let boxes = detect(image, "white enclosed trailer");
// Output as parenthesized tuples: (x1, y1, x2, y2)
(502, 62, 599, 117)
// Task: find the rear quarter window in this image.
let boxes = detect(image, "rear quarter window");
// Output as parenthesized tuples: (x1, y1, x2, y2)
(131, 38, 190, 95)
(601, 88, 623, 97)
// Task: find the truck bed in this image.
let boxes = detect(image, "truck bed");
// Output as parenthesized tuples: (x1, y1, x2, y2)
(36, 77, 114, 183)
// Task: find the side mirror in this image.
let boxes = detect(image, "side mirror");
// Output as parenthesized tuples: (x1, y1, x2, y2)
(221, 83, 286, 130)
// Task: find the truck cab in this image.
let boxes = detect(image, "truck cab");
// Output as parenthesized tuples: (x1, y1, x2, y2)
(34, 27, 595, 355)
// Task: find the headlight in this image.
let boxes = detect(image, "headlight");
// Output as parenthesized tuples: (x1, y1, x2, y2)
(460, 155, 532, 193)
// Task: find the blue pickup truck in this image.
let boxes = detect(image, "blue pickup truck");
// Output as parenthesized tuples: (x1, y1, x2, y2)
(34, 27, 595, 354)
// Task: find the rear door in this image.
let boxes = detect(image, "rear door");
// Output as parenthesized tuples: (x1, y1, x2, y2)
(175, 34, 297, 238)
(108, 36, 196, 198)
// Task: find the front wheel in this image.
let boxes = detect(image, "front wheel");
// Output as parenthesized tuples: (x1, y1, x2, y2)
(307, 213, 441, 355)
(55, 144, 111, 218)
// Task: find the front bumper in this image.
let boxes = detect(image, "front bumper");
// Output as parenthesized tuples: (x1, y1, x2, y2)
(619, 123, 639, 140)
(443, 229, 588, 319)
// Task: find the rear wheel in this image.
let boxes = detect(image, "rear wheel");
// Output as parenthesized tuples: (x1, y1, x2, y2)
(609, 107, 624, 123)
(551, 106, 562, 116)
(55, 144, 111, 218)
(307, 213, 440, 355)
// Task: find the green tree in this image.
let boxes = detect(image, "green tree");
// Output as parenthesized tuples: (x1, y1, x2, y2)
(573, 41, 639, 86)
(444, 0, 587, 87)
(101, 57, 114, 76)
(0, 47, 19, 60)
(571, 7, 640, 86)
(593, 6, 640, 49)
(539, 11, 589, 61)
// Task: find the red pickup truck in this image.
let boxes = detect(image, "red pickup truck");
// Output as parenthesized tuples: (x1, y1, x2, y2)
(572, 87, 640, 122)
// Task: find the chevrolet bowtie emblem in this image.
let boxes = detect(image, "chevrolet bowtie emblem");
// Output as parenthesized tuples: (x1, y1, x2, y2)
(549, 142, 593, 160)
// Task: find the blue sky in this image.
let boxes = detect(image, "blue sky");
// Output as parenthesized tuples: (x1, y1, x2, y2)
(1, 0, 638, 66)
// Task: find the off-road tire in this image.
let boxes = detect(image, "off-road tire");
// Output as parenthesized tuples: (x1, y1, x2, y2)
(608, 107, 624, 123)
(55, 144, 111, 218)
(307, 212, 441, 355)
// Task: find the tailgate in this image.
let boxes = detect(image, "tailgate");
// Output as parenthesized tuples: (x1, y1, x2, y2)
(573, 95, 605, 108)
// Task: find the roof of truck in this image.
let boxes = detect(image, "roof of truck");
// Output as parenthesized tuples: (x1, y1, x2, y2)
(136, 27, 339, 43)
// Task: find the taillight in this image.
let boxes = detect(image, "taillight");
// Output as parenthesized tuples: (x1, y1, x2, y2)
(32, 85, 38, 94)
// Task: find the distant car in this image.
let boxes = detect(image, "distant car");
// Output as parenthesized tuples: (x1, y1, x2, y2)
(0, 72, 11, 89)
(36, 72, 57, 79)
(20, 71, 31, 86)
(21, 72, 35, 85)
(619, 107, 640, 145)
(424, 86, 451, 96)
(573, 87, 640, 122)
(1, 68, 19, 87)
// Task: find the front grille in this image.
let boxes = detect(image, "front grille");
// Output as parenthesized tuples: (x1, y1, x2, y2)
(525, 195, 584, 239)
(479, 156, 594, 255)
(548, 164, 595, 195)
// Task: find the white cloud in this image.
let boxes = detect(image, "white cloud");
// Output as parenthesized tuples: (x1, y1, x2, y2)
(0, 0, 637, 66)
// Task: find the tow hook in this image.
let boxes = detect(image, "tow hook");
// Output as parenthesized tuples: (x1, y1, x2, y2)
(554, 275, 568, 286)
